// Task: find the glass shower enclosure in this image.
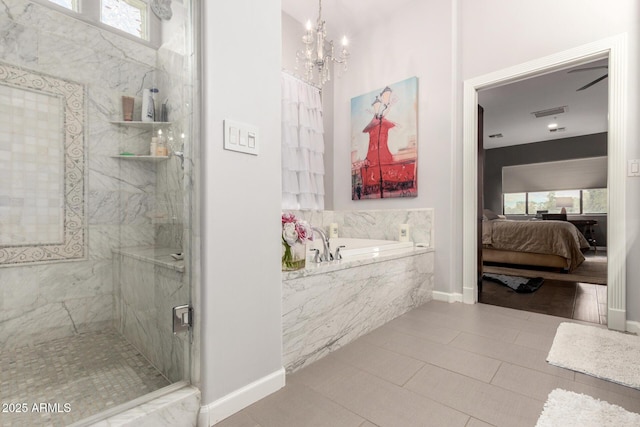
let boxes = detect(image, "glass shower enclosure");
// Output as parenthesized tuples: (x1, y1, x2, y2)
(0, 0, 197, 425)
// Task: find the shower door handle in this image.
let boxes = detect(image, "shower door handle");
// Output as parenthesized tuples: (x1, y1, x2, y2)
(173, 304, 193, 334)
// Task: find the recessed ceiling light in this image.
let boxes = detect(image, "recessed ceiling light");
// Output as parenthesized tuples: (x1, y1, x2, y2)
(548, 123, 558, 129)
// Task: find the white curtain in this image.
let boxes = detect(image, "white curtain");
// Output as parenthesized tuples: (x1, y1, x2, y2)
(281, 72, 325, 210)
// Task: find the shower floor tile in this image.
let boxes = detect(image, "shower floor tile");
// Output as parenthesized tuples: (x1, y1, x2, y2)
(0, 329, 170, 426)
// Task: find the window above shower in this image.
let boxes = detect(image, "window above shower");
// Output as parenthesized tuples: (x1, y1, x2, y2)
(36, 0, 162, 47)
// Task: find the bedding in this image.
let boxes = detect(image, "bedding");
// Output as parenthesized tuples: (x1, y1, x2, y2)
(482, 219, 590, 271)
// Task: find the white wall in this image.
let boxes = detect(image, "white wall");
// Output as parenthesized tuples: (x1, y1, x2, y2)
(459, 0, 640, 320)
(332, 0, 457, 294)
(200, 0, 283, 414)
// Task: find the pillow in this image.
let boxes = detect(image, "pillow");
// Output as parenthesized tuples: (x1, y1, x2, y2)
(483, 209, 500, 220)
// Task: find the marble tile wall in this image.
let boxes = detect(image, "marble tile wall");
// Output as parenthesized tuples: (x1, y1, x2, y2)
(114, 250, 189, 383)
(288, 208, 434, 247)
(282, 249, 435, 372)
(0, 1, 186, 349)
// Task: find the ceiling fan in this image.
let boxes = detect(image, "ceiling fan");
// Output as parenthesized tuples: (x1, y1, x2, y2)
(568, 65, 608, 91)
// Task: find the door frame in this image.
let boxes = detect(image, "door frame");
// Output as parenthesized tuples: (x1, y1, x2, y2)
(461, 34, 628, 331)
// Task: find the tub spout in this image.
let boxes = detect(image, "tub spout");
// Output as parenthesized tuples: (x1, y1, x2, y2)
(312, 226, 333, 262)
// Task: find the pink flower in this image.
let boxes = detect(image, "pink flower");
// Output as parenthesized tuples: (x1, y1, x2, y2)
(282, 213, 296, 224)
(281, 213, 314, 245)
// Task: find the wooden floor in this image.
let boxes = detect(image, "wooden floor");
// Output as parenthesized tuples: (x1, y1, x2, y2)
(216, 301, 640, 427)
(479, 279, 607, 325)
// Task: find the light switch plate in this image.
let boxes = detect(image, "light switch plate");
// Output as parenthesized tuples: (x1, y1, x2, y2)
(224, 119, 259, 155)
(628, 159, 640, 177)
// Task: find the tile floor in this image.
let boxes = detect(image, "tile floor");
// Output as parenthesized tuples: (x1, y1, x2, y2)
(218, 300, 640, 427)
(0, 329, 170, 427)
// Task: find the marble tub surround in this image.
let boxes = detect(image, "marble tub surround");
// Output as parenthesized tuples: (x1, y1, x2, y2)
(283, 247, 434, 372)
(284, 244, 431, 280)
(289, 208, 434, 247)
(113, 249, 189, 384)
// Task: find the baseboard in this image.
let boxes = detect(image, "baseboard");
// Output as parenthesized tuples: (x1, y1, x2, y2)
(607, 308, 627, 332)
(198, 367, 285, 426)
(432, 291, 463, 303)
(626, 320, 640, 335)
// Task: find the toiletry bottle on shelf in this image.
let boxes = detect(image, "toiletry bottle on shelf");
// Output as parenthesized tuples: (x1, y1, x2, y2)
(141, 88, 159, 122)
(156, 129, 168, 156)
(150, 137, 158, 156)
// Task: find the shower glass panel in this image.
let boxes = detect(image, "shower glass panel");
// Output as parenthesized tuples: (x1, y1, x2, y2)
(0, 1, 196, 425)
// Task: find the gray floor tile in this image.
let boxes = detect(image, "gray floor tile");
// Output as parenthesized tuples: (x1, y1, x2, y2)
(330, 338, 425, 386)
(402, 308, 520, 344)
(465, 418, 496, 427)
(215, 411, 262, 427)
(384, 313, 462, 344)
(449, 331, 574, 380)
(243, 381, 365, 427)
(380, 330, 502, 383)
(405, 363, 544, 427)
(291, 355, 469, 427)
(513, 330, 555, 352)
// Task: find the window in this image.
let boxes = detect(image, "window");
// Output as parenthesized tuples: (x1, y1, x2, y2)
(101, 0, 148, 40)
(503, 188, 607, 215)
(504, 193, 526, 215)
(41, 0, 159, 46)
(48, 0, 76, 9)
(583, 188, 607, 214)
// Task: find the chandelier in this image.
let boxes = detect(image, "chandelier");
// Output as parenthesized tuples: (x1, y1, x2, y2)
(296, 0, 349, 87)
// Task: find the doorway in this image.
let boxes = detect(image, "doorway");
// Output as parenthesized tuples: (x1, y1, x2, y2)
(475, 60, 608, 324)
(462, 35, 628, 331)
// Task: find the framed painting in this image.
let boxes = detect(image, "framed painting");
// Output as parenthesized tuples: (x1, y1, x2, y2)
(351, 76, 418, 200)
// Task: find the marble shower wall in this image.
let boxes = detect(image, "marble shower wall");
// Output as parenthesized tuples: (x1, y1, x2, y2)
(289, 208, 434, 246)
(0, 0, 176, 348)
(113, 250, 188, 383)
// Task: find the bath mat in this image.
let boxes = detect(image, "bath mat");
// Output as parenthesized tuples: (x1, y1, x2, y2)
(482, 273, 544, 293)
(547, 322, 640, 389)
(535, 389, 640, 427)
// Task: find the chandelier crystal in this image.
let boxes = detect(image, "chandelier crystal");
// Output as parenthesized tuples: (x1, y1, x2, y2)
(296, 0, 349, 87)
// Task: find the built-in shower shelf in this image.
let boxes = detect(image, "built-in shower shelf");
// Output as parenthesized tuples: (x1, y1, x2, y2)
(112, 155, 169, 161)
(110, 121, 173, 128)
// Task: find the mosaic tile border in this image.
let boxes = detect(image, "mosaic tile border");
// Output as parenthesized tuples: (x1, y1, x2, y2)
(0, 62, 86, 265)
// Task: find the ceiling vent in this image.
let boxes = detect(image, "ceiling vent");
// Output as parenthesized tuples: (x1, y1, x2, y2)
(488, 133, 503, 138)
(549, 127, 566, 133)
(532, 106, 567, 118)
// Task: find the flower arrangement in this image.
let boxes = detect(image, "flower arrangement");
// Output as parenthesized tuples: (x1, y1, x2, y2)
(282, 213, 314, 270)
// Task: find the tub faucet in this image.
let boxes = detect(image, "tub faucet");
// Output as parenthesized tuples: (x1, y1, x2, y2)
(312, 226, 333, 262)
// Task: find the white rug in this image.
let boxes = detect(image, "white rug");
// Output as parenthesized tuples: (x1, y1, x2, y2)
(547, 322, 640, 389)
(536, 389, 640, 427)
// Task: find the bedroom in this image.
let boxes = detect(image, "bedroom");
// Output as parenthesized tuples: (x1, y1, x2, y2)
(478, 59, 608, 324)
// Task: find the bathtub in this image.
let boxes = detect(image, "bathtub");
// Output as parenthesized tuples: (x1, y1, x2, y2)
(283, 237, 434, 373)
(307, 237, 416, 261)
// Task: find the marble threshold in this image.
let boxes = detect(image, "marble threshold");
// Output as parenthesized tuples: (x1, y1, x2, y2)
(70, 381, 200, 427)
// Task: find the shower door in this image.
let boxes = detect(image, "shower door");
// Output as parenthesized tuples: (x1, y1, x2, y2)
(0, 0, 197, 425)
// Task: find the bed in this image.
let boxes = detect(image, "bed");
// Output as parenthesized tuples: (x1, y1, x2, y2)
(482, 218, 590, 272)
